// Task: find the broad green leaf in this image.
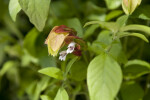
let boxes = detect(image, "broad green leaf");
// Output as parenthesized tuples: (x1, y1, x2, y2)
(123, 60, 150, 79)
(105, 0, 121, 9)
(54, 87, 69, 100)
(41, 95, 51, 100)
(84, 21, 119, 33)
(24, 28, 40, 57)
(105, 10, 123, 21)
(87, 53, 122, 100)
(9, 0, 21, 21)
(70, 61, 87, 81)
(116, 15, 129, 28)
(121, 82, 144, 100)
(38, 67, 63, 80)
(120, 24, 150, 35)
(18, 0, 51, 31)
(119, 33, 149, 42)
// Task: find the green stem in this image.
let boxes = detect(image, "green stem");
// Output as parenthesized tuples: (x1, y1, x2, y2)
(62, 57, 78, 87)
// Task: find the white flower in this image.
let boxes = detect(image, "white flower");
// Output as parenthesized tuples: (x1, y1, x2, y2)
(59, 50, 67, 61)
(67, 42, 76, 54)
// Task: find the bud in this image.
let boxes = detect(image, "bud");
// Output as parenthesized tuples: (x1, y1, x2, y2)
(45, 25, 85, 61)
(45, 25, 73, 56)
(122, 0, 141, 15)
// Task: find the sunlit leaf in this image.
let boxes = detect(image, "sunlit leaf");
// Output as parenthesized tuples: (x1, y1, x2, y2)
(38, 67, 63, 80)
(105, 0, 121, 10)
(9, 0, 21, 21)
(84, 21, 119, 33)
(41, 95, 51, 100)
(105, 10, 123, 21)
(87, 53, 122, 100)
(54, 87, 69, 100)
(116, 15, 129, 28)
(18, 0, 51, 31)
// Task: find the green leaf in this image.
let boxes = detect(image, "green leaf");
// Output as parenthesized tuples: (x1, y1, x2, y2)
(38, 67, 63, 80)
(84, 24, 99, 39)
(64, 57, 78, 77)
(33, 77, 50, 100)
(132, 5, 150, 20)
(54, 87, 69, 100)
(84, 21, 119, 33)
(9, 0, 21, 21)
(120, 24, 150, 35)
(0, 61, 18, 77)
(65, 18, 83, 37)
(123, 60, 150, 79)
(87, 53, 122, 100)
(40, 95, 51, 100)
(23, 28, 39, 57)
(89, 30, 127, 64)
(18, 0, 51, 31)
(116, 15, 129, 28)
(105, 0, 121, 10)
(119, 32, 149, 43)
(120, 82, 144, 100)
(70, 61, 87, 81)
(105, 10, 123, 21)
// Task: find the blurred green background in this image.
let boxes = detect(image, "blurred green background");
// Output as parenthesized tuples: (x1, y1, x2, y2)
(0, 0, 150, 100)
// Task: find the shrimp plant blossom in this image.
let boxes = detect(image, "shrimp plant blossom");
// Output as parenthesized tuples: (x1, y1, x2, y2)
(45, 25, 84, 61)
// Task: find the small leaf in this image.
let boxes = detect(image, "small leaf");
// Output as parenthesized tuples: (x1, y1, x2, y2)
(18, 0, 51, 31)
(40, 95, 51, 100)
(0, 61, 18, 77)
(119, 32, 149, 42)
(84, 21, 119, 33)
(131, 5, 150, 20)
(116, 15, 129, 28)
(105, 10, 123, 21)
(87, 53, 122, 100)
(38, 67, 63, 80)
(105, 0, 121, 10)
(9, 0, 21, 21)
(24, 28, 40, 57)
(84, 24, 99, 39)
(120, 24, 150, 35)
(123, 60, 150, 79)
(54, 87, 69, 100)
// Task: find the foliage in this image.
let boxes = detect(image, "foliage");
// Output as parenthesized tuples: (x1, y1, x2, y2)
(0, 0, 150, 100)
